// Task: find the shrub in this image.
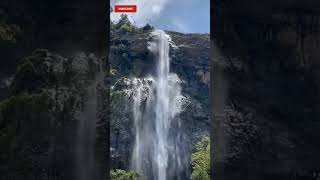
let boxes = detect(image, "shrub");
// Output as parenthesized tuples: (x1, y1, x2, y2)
(110, 169, 145, 180)
(118, 14, 131, 27)
(115, 14, 137, 33)
(191, 136, 210, 180)
(119, 24, 132, 33)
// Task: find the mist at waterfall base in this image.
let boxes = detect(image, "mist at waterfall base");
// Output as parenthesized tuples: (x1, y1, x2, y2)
(129, 30, 190, 180)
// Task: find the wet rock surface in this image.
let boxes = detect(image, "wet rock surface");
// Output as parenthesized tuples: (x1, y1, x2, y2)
(213, 1, 320, 179)
(0, 50, 107, 180)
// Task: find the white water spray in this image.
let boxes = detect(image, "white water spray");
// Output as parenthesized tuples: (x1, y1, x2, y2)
(130, 30, 187, 180)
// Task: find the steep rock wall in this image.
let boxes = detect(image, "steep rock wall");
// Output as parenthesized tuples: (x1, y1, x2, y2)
(213, 1, 320, 179)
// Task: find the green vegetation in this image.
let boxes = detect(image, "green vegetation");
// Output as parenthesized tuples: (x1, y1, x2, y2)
(115, 14, 134, 33)
(111, 14, 154, 34)
(110, 90, 127, 99)
(0, 23, 21, 43)
(117, 14, 131, 27)
(119, 23, 133, 33)
(191, 136, 210, 180)
(111, 169, 145, 180)
(112, 44, 127, 53)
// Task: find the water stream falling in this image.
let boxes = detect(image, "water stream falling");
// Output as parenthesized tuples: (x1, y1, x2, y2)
(75, 54, 105, 180)
(131, 30, 188, 180)
(76, 81, 97, 180)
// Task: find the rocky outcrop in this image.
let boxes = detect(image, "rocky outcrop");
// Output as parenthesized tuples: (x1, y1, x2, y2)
(212, 1, 320, 179)
(0, 50, 107, 180)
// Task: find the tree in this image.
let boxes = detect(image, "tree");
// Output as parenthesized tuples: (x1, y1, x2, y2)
(142, 24, 154, 31)
(117, 14, 131, 27)
(115, 14, 134, 33)
(191, 136, 210, 180)
(119, 24, 132, 33)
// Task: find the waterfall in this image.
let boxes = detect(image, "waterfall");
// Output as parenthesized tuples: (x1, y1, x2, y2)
(131, 30, 187, 180)
(76, 81, 97, 180)
(75, 54, 104, 180)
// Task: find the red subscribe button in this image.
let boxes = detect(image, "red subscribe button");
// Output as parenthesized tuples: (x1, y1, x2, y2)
(114, 5, 137, 13)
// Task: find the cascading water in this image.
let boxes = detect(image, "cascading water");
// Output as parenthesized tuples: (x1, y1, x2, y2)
(75, 54, 105, 180)
(130, 30, 188, 180)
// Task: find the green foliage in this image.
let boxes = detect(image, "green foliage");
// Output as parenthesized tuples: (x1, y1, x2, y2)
(113, 14, 137, 33)
(112, 44, 127, 53)
(119, 24, 133, 33)
(190, 33, 210, 40)
(118, 14, 131, 26)
(191, 136, 210, 180)
(111, 169, 145, 180)
(0, 23, 21, 43)
(110, 90, 126, 99)
(116, 14, 131, 31)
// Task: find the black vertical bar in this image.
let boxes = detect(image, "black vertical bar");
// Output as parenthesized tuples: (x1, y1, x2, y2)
(211, 0, 229, 179)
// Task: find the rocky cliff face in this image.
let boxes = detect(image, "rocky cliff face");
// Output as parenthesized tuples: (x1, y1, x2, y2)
(0, 0, 106, 90)
(0, 1, 107, 179)
(213, 1, 320, 179)
(0, 50, 107, 180)
(110, 24, 210, 170)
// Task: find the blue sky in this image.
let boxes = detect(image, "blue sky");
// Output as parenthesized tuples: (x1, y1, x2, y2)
(111, 0, 210, 34)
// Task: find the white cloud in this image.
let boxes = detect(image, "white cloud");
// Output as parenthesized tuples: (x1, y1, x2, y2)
(111, 0, 170, 27)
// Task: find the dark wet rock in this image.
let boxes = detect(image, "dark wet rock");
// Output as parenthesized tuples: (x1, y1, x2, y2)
(213, 1, 320, 179)
(0, 50, 107, 180)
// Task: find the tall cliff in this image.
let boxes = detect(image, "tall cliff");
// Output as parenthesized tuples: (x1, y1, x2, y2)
(0, 1, 108, 179)
(212, 0, 320, 179)
(0, 50, 108, 180)
(110, 19, 210, 174)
